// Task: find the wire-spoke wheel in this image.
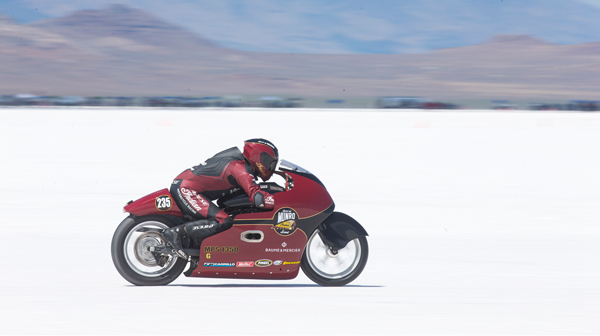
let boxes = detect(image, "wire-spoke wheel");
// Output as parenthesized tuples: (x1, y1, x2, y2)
(301, 229, 368, 286)
(112, 216, 187, 286)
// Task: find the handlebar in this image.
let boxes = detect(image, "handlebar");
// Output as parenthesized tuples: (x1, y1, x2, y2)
(222, 181, 287, 209)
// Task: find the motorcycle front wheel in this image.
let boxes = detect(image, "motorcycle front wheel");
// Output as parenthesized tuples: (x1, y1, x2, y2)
(301, 229, 368, 286)
(111, 215, 187, 286)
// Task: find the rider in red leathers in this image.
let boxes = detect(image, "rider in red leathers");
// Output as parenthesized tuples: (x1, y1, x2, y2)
(162, 138, 279, 259)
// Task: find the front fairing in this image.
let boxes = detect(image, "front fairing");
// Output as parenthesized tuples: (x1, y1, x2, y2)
(278, 160, 312, 175)
(235, 160, 334, 223)
(198, 161, 335, 279)
(277, 159, 327, 189)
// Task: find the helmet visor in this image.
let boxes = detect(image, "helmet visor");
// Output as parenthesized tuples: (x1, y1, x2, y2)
(260, 152, 277, 174)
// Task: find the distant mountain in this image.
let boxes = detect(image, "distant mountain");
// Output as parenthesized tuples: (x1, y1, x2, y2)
(4, 0, 600, 54)
(0, 4, 599, 102)
(95, 0, 600, 54)
(0, 13, 86, 59)
(33, 5, 223, 56)
(0, 13, 11, 24)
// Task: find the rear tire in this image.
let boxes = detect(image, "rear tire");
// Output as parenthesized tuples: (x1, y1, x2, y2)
(111, 215, 187, 286)
(301, 229, 368, 286)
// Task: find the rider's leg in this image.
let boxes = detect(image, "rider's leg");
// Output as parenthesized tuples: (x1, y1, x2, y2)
(163, 180, 233, 258)
(162, 217, 233, 259)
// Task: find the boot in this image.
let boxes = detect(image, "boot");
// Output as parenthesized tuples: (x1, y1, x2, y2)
(182, 219, 222, 240)
(162, 226, 188, 260)
(162, 218, 229, 259)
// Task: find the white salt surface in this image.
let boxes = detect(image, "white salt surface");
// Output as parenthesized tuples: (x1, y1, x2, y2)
(0, 108, 599, 335)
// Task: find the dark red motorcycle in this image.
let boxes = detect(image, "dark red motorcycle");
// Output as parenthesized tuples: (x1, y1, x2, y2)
(111, 160, 369, 286)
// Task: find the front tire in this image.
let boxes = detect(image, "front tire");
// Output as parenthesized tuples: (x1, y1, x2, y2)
(111, 215, 187, 286)
(301, 229, 368, 286)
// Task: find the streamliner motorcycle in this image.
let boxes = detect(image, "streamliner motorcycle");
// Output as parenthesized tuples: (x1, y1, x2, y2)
(111, 160, 369, 286)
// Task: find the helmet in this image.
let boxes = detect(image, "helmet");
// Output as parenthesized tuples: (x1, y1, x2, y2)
(243, 138, 279, 181)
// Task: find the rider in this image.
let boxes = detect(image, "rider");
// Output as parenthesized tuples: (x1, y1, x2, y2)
(161, 138, 279, 259)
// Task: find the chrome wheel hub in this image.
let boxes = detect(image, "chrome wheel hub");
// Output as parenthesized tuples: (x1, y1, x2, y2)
(306, 230, 361, 279)
(124, 221, 177, 277)
(134, 231, 164, 267)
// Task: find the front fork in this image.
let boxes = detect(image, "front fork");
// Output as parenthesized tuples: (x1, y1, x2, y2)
(317, 229, 340, 255)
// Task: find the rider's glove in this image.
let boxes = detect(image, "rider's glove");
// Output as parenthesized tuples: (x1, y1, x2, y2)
(253, 191, 275, 210)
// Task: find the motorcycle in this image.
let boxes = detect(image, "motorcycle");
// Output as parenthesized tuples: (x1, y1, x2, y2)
(111, 160, 369, 286)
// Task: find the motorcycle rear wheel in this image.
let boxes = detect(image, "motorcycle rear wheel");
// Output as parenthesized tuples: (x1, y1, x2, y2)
(111, 215, 187, 286)
(301, 229, 368, 286)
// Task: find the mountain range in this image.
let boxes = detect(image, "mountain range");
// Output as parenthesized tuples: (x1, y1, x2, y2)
(185, 0, 600, 54)
(0, 4, 599, 101)
(4, 0, 600, 54)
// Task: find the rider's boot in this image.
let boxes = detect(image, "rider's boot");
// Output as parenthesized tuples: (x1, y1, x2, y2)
(161, 226, 188, 260)
(162, 217, 233, 259)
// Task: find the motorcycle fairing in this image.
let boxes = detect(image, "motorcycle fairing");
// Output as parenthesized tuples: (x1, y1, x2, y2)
(124, 189, 183, 217)
(189, 170, 335, 279)
(188, 223, 308, 279)
(235, 170, 333, 221)
(318, 212, 369, 250)
(191, 203, 335, 279)
(123, 167, 339, 280)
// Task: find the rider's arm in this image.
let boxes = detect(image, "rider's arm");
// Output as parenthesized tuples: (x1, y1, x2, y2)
(231, 161, 275, 210)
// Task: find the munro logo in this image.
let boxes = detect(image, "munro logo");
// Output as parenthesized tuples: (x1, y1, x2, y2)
(277, 209, 296, 223)
(273, 208, 298, 236)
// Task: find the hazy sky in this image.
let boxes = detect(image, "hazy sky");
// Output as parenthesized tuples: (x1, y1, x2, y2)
(576, 0, 600, 6)
(2, 0, 600, 53)
(4, 0, 600, 19)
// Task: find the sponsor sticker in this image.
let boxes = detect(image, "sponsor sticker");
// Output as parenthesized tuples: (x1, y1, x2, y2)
(255, 259, 273, 267)
(204, 246, 239, 253)
(236, 261, 254, 267)
(180, 187, 209, 212)
(283, 261, 300, 265)
(273, 260, 283, 266)
(191, 223, 215, 230)
(273, 208, 298, 236)
(265, 248, 302, 253)
(203, 263, 235, 267)
(255, 162, 268, 177)
(155, 195, 172, 211)
(265, 195, 274, 205)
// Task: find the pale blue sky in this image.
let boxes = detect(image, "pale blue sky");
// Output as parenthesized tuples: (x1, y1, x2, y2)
(2, 0, 600, 53)
(3, 0, 599, 20)
(576, 0, 600, 6)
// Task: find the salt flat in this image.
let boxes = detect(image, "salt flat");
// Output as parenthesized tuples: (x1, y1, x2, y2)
(0, 108, 599, 335)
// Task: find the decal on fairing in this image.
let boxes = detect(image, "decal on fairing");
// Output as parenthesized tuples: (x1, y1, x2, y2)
(203, 263, 235, 267)
(266, 241, 301, 253)
(236, 261, 254, 267)
(155, 195, 172, 211)
(273, 208, 298, 236)
(265, 248, 302, 253)
(255, 259, 273, 267)
(204, 246, 239, 253)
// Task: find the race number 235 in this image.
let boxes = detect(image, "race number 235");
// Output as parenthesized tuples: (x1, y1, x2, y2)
(155, 196, 172, 211)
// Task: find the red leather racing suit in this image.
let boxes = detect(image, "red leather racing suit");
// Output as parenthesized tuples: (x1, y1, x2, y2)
(170, 147, 275, 225)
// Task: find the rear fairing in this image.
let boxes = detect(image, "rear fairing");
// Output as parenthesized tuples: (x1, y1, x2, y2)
(124, 189, 183, 217)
